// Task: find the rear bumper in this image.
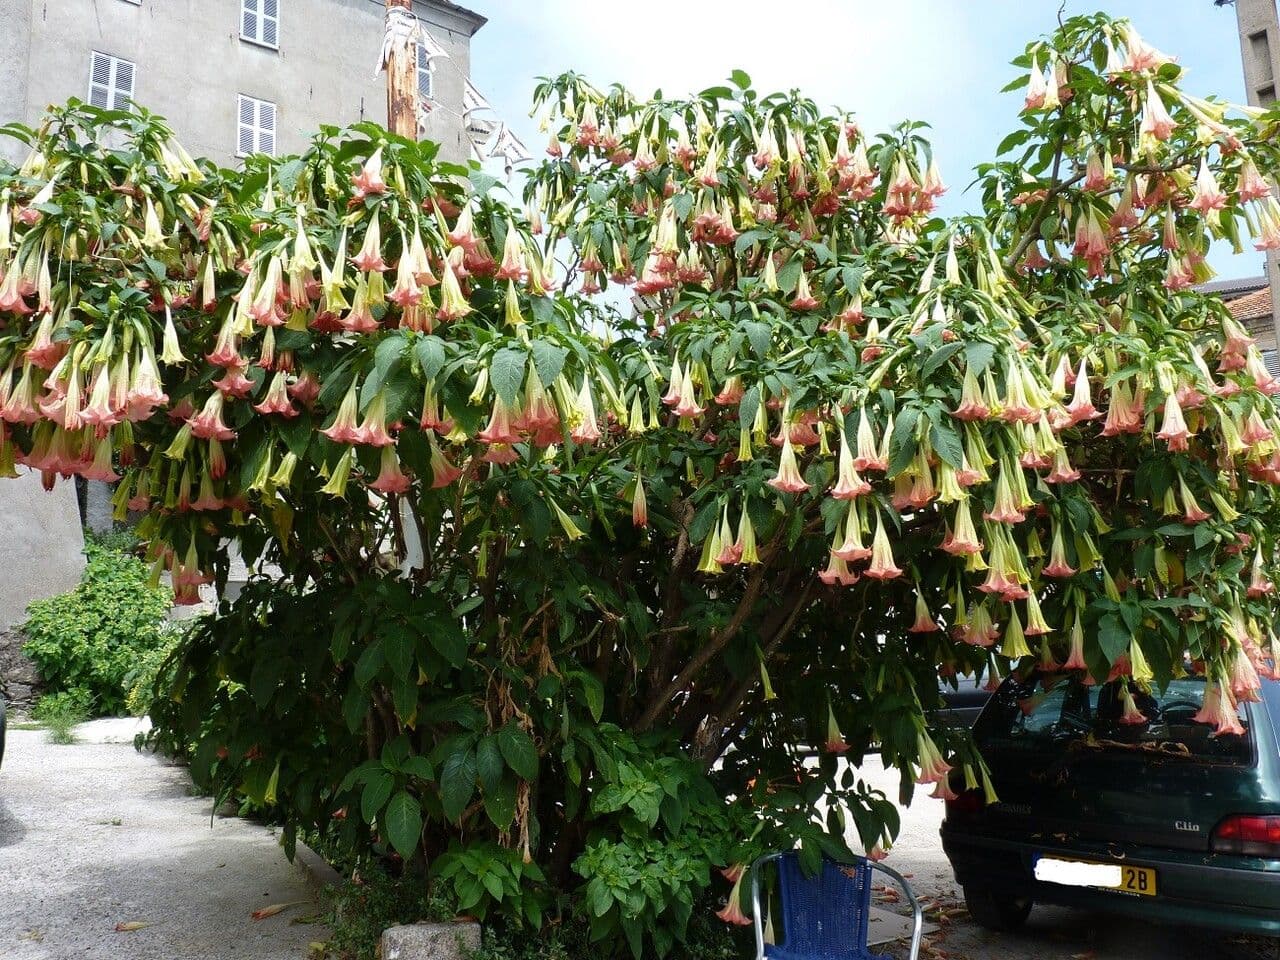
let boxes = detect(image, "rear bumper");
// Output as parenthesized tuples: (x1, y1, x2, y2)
(941, 822, 1280, 936)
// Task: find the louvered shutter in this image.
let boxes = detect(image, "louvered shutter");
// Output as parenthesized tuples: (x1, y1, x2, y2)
(112, 59, 134, 109)
(88, 53, 135, 111)
(417, 43, 433, 99)
(237, 96, 257, 156)
(257, 100, 276, 156)
(88, 53, 112, 108)
(262, 0, 279, 47)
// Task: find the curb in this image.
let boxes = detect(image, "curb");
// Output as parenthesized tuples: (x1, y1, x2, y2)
(292, 839, 344, 895)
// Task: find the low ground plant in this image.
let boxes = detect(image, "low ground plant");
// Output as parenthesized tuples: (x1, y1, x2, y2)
(32, 690, 91, 745)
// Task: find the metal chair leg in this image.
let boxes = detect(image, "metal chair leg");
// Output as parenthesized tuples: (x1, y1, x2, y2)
(869, 860, 924, 960)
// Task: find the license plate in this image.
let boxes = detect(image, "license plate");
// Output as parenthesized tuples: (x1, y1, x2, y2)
(1034, 857, 1157, 897)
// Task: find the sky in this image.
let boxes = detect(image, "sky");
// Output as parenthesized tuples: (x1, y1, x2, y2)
(457, 0, 1262, 281)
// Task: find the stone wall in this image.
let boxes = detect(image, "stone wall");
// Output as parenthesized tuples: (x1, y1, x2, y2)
(0, 628, 40, 712)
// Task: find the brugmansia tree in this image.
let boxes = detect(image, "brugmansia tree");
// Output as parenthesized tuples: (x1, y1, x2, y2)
(3, 12, 1280, 955)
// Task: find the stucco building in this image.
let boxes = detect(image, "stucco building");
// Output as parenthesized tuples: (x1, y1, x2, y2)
(0, 0, 487, 166)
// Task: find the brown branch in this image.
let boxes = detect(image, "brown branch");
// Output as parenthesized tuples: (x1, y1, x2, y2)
(634, 532, 779, 732)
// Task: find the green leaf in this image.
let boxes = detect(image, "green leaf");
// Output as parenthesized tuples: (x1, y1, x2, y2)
(887, 407, 920, 478)
(964, 342, 996, 375)
(476, 735, 504, 790)
(483, 776, 517, 830)
(531, 339, 569, 387)
(427, 619, 468, 668)
(415, 335, 447, 381)
(361, 771, 393, 823)
(383, 624, 415, 680)
(575, 670, 605, 722)
(383, 790, 423, 859)
(440, 749, 477, 821)
(743, 321, 771, 358)
(730, 69, 752, 89)
(922, 341, 964, 378)
(401, 755, 434, 781)
(468, 169, 501, 197)
(489, 347, 527, 405)
(738, 384, 760, 431)
(733, 228, 770, 256)
(497, 725, 539, 781)
(776, 257, 802, 295)
(930, 420, 963, 470)
(1097, 613, 1130, 665)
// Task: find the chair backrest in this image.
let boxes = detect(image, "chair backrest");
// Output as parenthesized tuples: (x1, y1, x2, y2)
(774, 853, 873, 958)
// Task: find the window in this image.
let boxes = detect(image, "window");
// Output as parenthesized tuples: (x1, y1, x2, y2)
(241, 0, 279, 49)
(236, 95, 276, 157)
(88, 52, 135, 110)
(416, 42, 434, 100)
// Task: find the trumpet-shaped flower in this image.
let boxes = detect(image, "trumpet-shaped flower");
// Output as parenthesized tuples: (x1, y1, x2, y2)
(864, 512, 903, 580)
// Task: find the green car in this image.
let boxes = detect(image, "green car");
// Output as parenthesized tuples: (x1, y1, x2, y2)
(942, 673, 1280, 936)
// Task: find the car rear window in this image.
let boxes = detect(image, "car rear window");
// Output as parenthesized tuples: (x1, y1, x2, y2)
(974, 674, 1254, 765)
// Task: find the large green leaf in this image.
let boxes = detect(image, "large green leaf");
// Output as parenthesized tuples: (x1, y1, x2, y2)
(440, 749, 477, 821)
(489, 347, 528, 405)
(383, 790, 423, 858)
(497, 725, 539, 781)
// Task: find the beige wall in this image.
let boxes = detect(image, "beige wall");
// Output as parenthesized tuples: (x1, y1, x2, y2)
(0, 470, 84, 632)
(2, 0, 479, 166)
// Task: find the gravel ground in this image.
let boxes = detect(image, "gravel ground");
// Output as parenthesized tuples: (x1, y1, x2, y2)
(0, 723, 327, 960)
(857, 755, 1280, 960)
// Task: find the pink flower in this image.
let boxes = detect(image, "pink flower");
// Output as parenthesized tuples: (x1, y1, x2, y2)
(715, 874, 752, 927)
(864, 513, 903, 580)
(831, 425, 871, 500)
(1238, 157, 1271, 202)
(1139, 79, 1176, 144)
(428, 435, 464, 488)
(1042, 528, 1076, 579)
(1194, 678, 1244, 736)
(321, 380, 363, 445)
(1063, 617, 1087, 671)
(1065, 359, 1101, 423)
(253, 372, 299, 418)
(350, 148, 386, 198)
(1190, 156, 1227, 213)
(915, 731, 952, 785)
(477, 396, 520, 446)
(369, 446, 412, 494)
(822, 702, 850, 754)
(908, 589, 940, 634)
(1155, 391, 1190, 451)
(1248, 546, 1275, 598)
(188, 393, 235, 441)
(766, 435, 810, 495)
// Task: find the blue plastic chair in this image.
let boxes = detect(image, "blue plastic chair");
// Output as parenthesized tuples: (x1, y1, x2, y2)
(750, 852, 922, 960)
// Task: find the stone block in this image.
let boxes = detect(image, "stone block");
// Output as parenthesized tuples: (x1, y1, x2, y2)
(380, 921, 481, 960)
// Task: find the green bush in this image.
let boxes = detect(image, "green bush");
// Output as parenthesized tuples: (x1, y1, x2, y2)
(33, 690, 92, 744)
(124, 621, 187, 717)
(23, 536, 172, 716)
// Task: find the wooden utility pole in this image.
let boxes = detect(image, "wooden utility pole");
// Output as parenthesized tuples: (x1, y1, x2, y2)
(385, 0, 418, 138)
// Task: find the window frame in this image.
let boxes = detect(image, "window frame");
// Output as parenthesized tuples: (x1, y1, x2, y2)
(240, 0, 280, 51)
(87, 51, 136, 112)
(416, 42, 435, 101)
(236, 94, 277, 159)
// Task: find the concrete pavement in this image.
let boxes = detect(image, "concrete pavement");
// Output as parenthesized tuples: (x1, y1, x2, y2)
(858, 756, 1278, 960)
(0, 723, 328, 960)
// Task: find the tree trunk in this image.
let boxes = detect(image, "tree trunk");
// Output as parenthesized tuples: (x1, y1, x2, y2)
(385, 0, 418, 139)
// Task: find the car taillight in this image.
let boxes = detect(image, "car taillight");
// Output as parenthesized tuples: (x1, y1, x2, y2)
(1211, 815, 1280, 857)
(945, 788, 986, 819)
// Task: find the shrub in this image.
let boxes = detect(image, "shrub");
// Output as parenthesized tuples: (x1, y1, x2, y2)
(23, 536, 172, 717)
(33, 689, 92, 745)
(124, 621, 187, 717)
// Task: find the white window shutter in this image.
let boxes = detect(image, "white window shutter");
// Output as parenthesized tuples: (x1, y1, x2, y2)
(242, 0, 279, 47)
(237, 94, 277, 157)
(113, 60, 135, 109)
(88, 52, 135, 111)
(417, 43, 433, 99)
